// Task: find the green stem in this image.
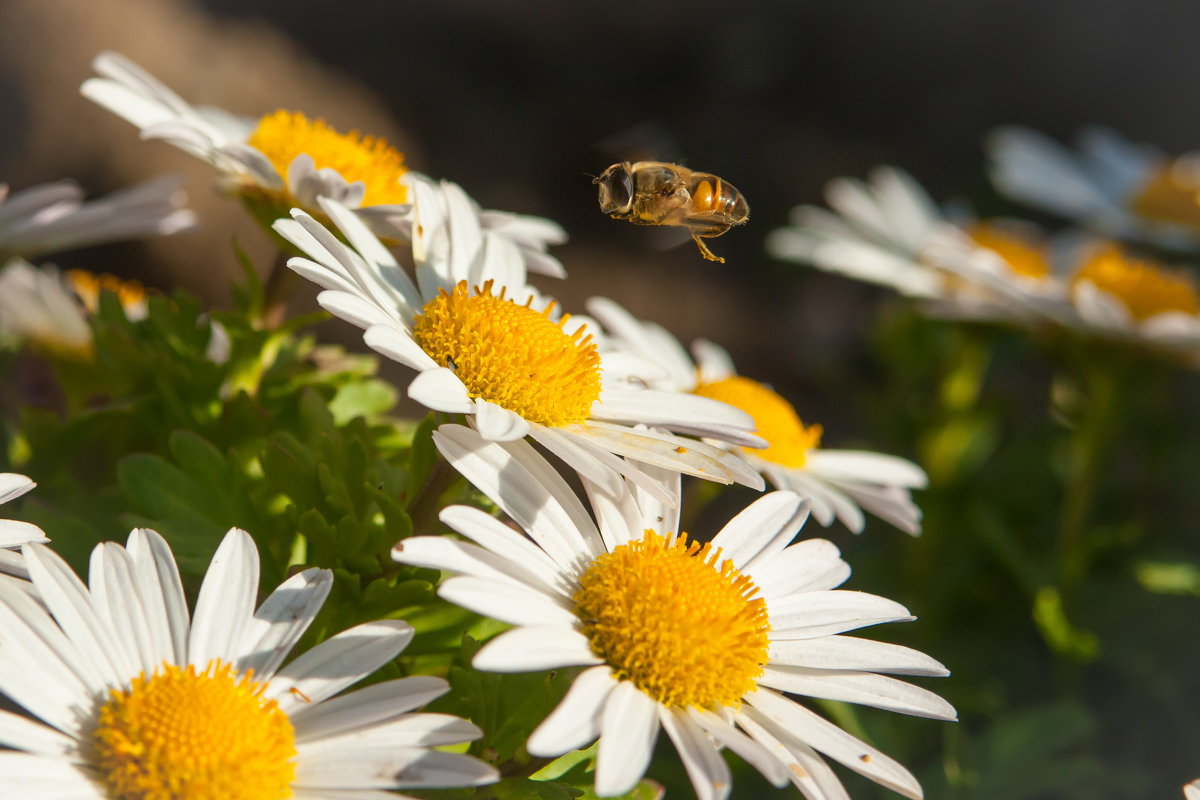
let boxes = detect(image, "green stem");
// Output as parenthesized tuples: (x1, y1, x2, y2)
(1056, 360, 1122, 605)
(261, 249, 299, 329)
(406, 453, 460, 537)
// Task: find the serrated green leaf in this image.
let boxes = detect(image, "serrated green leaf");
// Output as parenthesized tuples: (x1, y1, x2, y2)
(407, 412, 439, 500)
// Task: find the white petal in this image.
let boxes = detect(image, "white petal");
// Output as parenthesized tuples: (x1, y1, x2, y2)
(660, 706, 731, 800)
(748, 539, 850, 598)
(89, 542, 164, 678)
(125, 528, 188, 666)
(769, 635, 948, 676)
(438, 575, 577, 627)
(0, 521, 48, 548)
(298, 712, 481, 754)
(710, 491, 809, 571)
(473, 400, 530, 442)
(294, 747, 497, 790)
(472, 626, 602, 672)
(767, 590, 914, 639)
(689, 707, 791, 788)
(269, 620, 414, 714)
(527, 665, 617, 755)
(188, 528, 258, 667)
(291, 676, 451, 742)
(0, 474, 35, 505)
(237, 568, 332, 681)
(745, 688, 924, 800)
(362, 323, 439, 373)
(757, 666, 957, 720)
(736, 705, 853, 800)
(0, 753, 103, 799)
(0, 710, 76, 756)
(406, 367, 476, 413)
(804, 451, 927, 489)
(595, 681, 660, 797)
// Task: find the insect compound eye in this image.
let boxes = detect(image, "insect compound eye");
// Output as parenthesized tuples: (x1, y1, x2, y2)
(597, 165, 633, 214)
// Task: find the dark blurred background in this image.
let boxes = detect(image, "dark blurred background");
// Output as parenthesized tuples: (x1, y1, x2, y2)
(5, 0, 1200, 423)
(4, 3, 1200, 796)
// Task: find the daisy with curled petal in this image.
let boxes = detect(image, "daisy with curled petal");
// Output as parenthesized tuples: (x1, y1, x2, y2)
(272, 194, 765, 503)
(81, 51, 411, 218)
(587, 297, 928, 534)
(0, 176, 194, 261)
(0, 526, 497, 800)
(987, 125, 1200, 248)
(393, 424, 956, 800)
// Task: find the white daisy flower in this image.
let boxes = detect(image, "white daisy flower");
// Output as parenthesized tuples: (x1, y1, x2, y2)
(588, 297, 928, 534)
(1185, 778, 1200, 800)
(80, 51, 567, 277)
(0, 473, 47, 583)
(393, 424, 956, 800)
(766, 166, 1071, 325)
(927, 234, 1200, 358)
(0, 527, 497, 799)
(0, 176, 194, 261)
(272, 193, 764, 503)
(0, 260, 151, 356)
(987, 125, 1200, 248)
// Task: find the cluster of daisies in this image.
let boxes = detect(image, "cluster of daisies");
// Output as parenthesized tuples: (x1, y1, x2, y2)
(13, 47, 1197, 800)
(767, 127, 1200, 363)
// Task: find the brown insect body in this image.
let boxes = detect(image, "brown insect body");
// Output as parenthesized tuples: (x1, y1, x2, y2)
(594, 161, 749, 262)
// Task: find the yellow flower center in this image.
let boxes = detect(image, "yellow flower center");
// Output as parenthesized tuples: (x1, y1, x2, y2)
(247, 110, 408, 206)
(574, 531, 770, 708)
(1130, 158, 1200, 230)
(411, 280, 602, 427)
(692, 376, 822, 467)
(1072, 245, 1200, 321)
(967, 221, 1051, 280)
(89, 661, 296, 800)
(66, 269, 149, 314)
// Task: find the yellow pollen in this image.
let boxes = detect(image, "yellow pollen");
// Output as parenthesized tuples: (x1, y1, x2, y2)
(66, 269, 149, 314)
(574, 531, 770, 708)
(411, 280, 602, 427)
(1072, 244, 1200, 321)
(692, 376, 821, 467)
(247, 110, 408, 207)
(89, 661, 296, 800)
(967, 221, 1051, 280)
(1130, 158, 1200, 230)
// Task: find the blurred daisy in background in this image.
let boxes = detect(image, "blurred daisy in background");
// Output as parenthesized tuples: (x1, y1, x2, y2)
(1185, 778, 1200, 800)
(0, 261, 151, 356)
(275, 194, 764, 502)
(988, 126, 1200, 248)
(766, 166, 1069, 325)
(0, 527, 497, 799)
(588, 297, 928, 534)
(394, 425, 955, 800)
(0, 176, 193, 262)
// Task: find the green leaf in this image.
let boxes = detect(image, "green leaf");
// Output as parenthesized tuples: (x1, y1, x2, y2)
(1032, 586, 1100, 663)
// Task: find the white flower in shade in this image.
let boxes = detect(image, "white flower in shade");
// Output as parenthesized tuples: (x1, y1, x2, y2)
(766, 166, 1074, 325)
(588, 297, 928, 534)
(0, 527, 497, 799)
(273, 193, 764, 503)
(1185, 778, 1200, 800)
(393, 424, 955, 800)
(0, 260, 151, 356)
(0, 473, 47, 583)
(0, 176, 194, 261)
(987, 126, 1200, 248)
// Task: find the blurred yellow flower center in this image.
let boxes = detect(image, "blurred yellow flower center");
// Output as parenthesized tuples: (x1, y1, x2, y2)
(968, 222, 1051, 280)
(90, 661, 296, 800)
(693, 376, 822, 467)
(248, 110, 408, 206)
(574, 530, 770, 708)
(66, 269, 148, 315)
(1072, 245, 1200, 321)
(1130, 158, 1200, 230)
(412, 280, 601, 426)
